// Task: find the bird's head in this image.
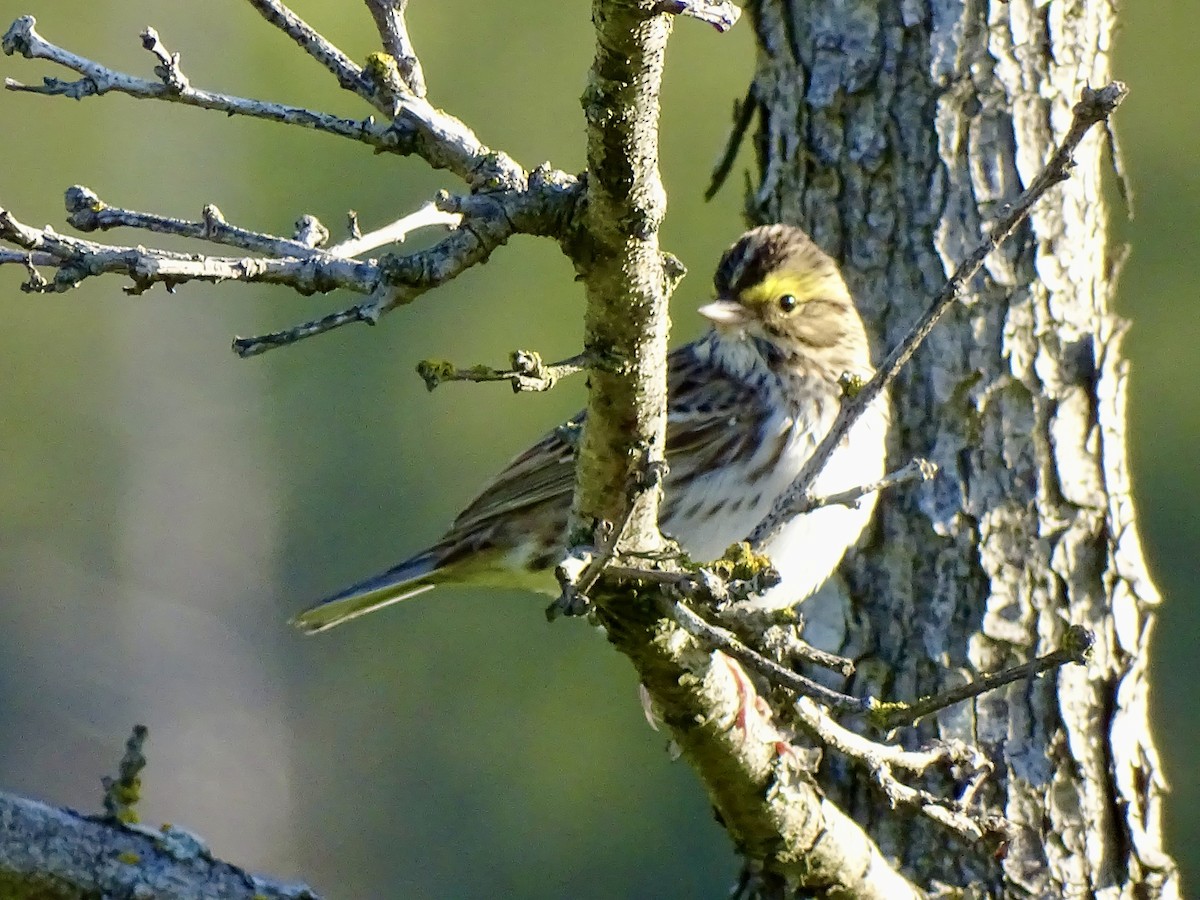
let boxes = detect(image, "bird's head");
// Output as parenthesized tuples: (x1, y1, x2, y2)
(699, 225, 869, 374)
(700, 226, 868, 367)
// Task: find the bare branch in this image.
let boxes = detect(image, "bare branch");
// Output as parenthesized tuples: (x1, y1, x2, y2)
(416, 350, 594, 393)
(760, 622, 856, 676)
(364, 0, 427, 97)
(63, 186, 327, 258)
(3, 17, 398, 149)
(242, 1, 521, 187)
(0, 206, 378, 296)
(242, 0, 379, 108)
(654, 0, 742, 32)
(2, 168, 580, 355)
(792, 698, 1006, 843)
(798, 457, 939, 515)
(871, 625, 1095, 731)
(1, 15, 522, 188)
(0, 791, 319, 900)
(662, 596, 871, 713)
(706, 81, 756, 200)
(234, 171, 583, 355)
(748, 81, 1129, 547)
(327, 202, 461, 257)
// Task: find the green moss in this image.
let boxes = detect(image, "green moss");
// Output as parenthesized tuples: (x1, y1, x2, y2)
(362, 52, 403, 101)
(709, 542, 774, 581)
(838, 372, 866, 399)
(415, 359, 456, 391)
(865, 698, 910, 730)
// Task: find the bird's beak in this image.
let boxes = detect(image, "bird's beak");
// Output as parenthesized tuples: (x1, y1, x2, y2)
(698, 298, 749, 327)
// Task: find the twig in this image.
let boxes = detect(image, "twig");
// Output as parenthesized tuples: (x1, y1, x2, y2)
(706, 81, 756, 200)
(139, 27, 188, 93)
(64, 186, 328, 258)
(793, 698, 1003, 841)
(748, 81, 1129, 547)
(661, 597, 871, 713)
(327, 202, 461, 257)
(550, 445, 669, 619)
(797, 457, 938, 515)
(0, 206, 378, 296)
(756, 621, 856, 677)
(416, 350, 593, 393)
(233, 303, 382, 356)
(242, 0, 379, 107)
(3, 17, 400, 150)
(2, 175, 580, 354)
(100, 724, 148, 825)
(364, 0, 427, 97)
(1, 15, 522, 189)
(243, 1, 522, 188)
(654, 0, 742, 32)
(871, 625, 1095, 730)
(232, 177, 585, 355)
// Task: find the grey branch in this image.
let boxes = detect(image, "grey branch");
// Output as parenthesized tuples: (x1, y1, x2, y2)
(799, 457, 939, 515)
(0, 205, 380, 297)
(0, 791, 319, 900)
(0, 171, 581, 354)
(871, 625, 1095, 731)
(243, 0, 373, 99)
(242, 0, 519, 187)
(2, 17, 398, 152)
(792, 698, 1005, 843)
(2, 10, 580, 352)
(1, 14, 519, 188)
(232, 170, 582, 355)
(654, 1, 742, 32)
(364, 0, 427, 96)
(661, 596, 870, 713)
(706, 81, 756, 200)
(748, 81, 1130, 548)
(63, 186, 331, 258)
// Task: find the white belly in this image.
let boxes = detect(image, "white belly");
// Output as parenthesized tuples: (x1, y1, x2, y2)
(664, 399, 887, 610)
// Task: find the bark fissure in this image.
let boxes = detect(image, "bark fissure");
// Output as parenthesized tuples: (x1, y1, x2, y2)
(750, 0, 1177, 895)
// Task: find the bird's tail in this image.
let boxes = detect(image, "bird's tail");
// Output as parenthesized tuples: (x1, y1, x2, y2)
(290, 551, 441, 634)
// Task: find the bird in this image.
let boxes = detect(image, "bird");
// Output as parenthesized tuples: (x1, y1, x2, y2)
(293, 224, 889, 634)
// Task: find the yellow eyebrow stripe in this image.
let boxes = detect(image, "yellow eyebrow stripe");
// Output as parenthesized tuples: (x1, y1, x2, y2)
(739, 271, 828, 306)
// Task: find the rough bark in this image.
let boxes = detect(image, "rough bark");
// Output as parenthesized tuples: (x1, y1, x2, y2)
(748, 0, 1177, 895)
(571, 0, 673, 547)
(0, 791, 315, 899)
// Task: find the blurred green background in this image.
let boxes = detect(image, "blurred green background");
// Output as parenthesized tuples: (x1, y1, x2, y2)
(0, 2, 1193, 897)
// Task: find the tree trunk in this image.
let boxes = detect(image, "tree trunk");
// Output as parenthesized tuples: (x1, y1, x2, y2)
(748, 0, 1178, 895)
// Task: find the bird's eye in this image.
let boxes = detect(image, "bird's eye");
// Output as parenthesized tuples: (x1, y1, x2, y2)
(778, 294, 798, 313)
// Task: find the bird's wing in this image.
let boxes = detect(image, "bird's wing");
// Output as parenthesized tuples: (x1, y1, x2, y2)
(292, 341, 762, 634)
(443, 342, 760, 541)
(444, 416, 580, 538)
